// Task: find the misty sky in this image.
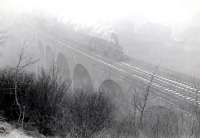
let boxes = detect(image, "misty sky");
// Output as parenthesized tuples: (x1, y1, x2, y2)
(1, 0, 200, 29)
(1, 0, 200, 76)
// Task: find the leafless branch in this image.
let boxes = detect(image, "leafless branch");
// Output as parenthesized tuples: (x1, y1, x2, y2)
(14, 45, 39, 127)
(131, 65, 159, 128)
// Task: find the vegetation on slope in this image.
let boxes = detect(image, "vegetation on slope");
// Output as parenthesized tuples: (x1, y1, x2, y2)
(0, 67, 200, 138)
(0, 68, 114, 137)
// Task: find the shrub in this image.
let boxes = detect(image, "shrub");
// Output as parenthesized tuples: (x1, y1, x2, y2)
(69, 90, 114, 138)
(21, 69, 71, 136)
(113, 115, 139, 138)
(0, 68, 114, 137)
(0, 68, 34, 121)
(0, 68, 71, 136)
(142, 106, 178, 138)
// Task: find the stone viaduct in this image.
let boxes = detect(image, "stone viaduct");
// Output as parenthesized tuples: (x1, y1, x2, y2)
(29, 35, 192, 122)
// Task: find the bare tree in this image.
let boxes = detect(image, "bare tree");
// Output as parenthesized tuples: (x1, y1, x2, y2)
(132, 65, 159, 128)
(13, 46, 39, 127)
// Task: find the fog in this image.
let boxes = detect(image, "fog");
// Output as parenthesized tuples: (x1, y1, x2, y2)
(1, 0, 200, 77)
(112, 17, 200, 77)
(1, 1, 200, 137)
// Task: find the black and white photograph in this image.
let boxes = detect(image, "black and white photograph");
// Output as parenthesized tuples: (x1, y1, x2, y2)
(0, 0, 200, 137)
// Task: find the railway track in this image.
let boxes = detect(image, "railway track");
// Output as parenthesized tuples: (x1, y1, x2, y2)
(44, 33, 200, 111)
(117, 62, 200, 104)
